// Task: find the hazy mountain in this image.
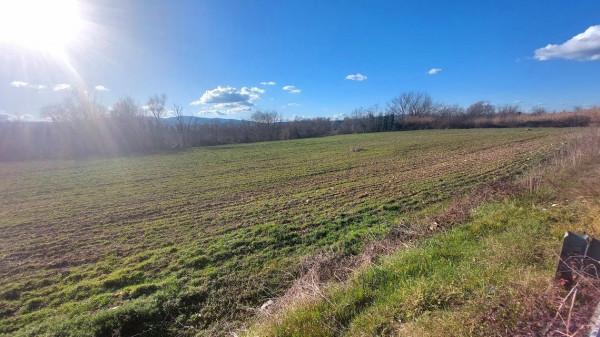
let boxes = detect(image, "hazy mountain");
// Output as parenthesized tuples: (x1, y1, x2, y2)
(162, 116, 246, 126)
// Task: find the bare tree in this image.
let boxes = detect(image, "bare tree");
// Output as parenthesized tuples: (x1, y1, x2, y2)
(173, 104, 192, 147)
(111, 97, 140, 120)
(466, 101, 495, 116)
(41, 102, 74, 122)
(387, 92, 434, 120)
(174, 104, 184, 124)
(435, 104, 465, 128)
(251, 110, 282, 140)
(146, 94, 167, 122)
(497, 104, 521, 116)
(250, 110, 281, 125)
(41, 91, 105, 122)
(531, 106, 547, 115)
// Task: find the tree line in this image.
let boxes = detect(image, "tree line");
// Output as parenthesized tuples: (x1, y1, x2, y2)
(0, 91, 598, 161)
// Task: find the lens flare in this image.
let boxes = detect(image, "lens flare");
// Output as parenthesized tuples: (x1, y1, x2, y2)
(0, 0, 83, 56)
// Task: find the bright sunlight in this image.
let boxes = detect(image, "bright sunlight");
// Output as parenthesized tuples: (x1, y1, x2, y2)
(0, 0, 83, 55)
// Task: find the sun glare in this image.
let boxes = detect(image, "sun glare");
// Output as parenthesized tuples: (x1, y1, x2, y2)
(0, 0, 83, 55)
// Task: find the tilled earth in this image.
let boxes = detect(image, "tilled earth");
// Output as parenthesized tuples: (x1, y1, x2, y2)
(0, 128, 571, 336)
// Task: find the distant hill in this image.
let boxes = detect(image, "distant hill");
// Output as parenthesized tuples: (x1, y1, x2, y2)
(162, 116, 246, 126)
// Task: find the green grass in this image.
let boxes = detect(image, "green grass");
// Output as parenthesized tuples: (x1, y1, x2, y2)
(0, 129, 569, 336)
(247, 197, 567, 336)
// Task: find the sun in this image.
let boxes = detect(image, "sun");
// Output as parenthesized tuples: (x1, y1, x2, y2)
(0, 0, 83, 55)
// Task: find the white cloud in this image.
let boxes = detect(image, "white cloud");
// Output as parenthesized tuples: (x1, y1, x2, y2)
(196, 110, 224, 117)
(197, 103, 252, 116)
(195, 86, 263, 105)
(331, 113, 347, 120)
(260, 81, 276, 86)
(10, 81, 29, 88)
(345, 73, 368, 81)
(10, 81, 47, 90)
(0, 112, 50, 122)
(0, 111, 15, 121)
(535, 25, 600, 61)
(191, 85, 265, 114)
(286, 102, 300, 107)
(20, 114, 51, 122)
(94, 85, 109, 92)
(240, 86, 265, 99)
(283, 85, 301, 94)
(427, 68, 443, 75)
(162, 109, 176, 118)
(53, 83, 71, 91)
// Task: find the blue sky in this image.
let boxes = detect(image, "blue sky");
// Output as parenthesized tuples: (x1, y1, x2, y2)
(1, 0, 600, 120)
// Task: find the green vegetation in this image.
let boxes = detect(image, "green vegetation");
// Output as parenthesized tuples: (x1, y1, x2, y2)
(247, 133, 600, 337)
(247, 198, 562, 336)
(0, 129, 570, 336)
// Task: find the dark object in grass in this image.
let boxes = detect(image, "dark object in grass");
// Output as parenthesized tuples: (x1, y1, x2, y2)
(556, 232, 600, 288)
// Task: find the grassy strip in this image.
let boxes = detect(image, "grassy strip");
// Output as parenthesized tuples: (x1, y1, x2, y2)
(246, 190, 593, 336)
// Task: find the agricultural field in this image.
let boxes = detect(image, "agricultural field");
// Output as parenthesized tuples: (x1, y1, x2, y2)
(0, 128, 572, 336)
(247, 129, 600, 337)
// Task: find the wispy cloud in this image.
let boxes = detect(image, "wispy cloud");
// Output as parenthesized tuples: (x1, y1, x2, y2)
(427, 68, 443, 75)
(162, 109, 176, 118)
(21, 114, 51, 122)
(286, 102, 300, 107)
(191, 86, 265, 115)
(345, 73, 367, 81)
(260, 81, 276, 86)
(94, 85, 109, 92)
(0, 111, 14, 121)
(197, 103, 252, 116)
(0, 112, 50, 122)
(331, 112, 347, 120)
(534, 25, 600, 61)
(53, 83, 71, 91)
(10, 81, 29, 88)
(283, 85, 301, 94)
(10, 81, 47, 90)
